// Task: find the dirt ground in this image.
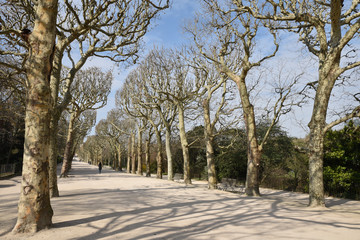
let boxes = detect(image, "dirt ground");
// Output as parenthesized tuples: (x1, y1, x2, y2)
(1, 160, 359, 240)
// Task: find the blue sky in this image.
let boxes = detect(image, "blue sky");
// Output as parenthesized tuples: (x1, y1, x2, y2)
(91, 1, 202, 133)
(90, 1, 320, 138)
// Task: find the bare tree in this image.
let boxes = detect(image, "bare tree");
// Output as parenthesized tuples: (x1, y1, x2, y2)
(8, 0, 58, 233)
(60, 67, 112, 177)
(233, 0, 360, 207)
(136, 51, 178, 180)
(187, 53, 235, 189)
(145, 48, 204, 184)
(117, 69, 165, 178)
(1, 0, 170, 197)
(187, 1, 301, 195)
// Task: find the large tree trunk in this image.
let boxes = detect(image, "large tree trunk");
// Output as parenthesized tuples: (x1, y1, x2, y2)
(131, 133, 136, 174)
(155, 129, 163, 179)
(233, 73, 261, 196)
(245, 140, 261, 196)
(165, 127, 173, 181)
(137, 129, 143, 176)
(308, 124, 325, 207)
(12, 0, 58, 233)
(178, 106, 191, 184)
(308, 63, 338, 207)
(243, 104, 261, 196)
(60, 112, 76, 177)
(145, 139, 151, 177)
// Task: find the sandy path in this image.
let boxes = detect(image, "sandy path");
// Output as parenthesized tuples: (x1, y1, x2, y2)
(1, 160, 359, 240)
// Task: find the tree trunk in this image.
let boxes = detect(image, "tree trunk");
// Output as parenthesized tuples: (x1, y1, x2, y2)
(60, 112, 76, 177)
(206, 135, 217, 189)
(165, 127, 173, 181)
(127, 137, 131, 173)
(126, 137, 131, 173)
(232, 73, 261, 196)
(131, 132, 136, 174)
(203, 99, 217, 189)
(245, 143, 261, 196)
(12, 0, 58, 233)
(178, 106, 191, 184)
(145, 139, 151, 177)
(137, 129, 143, 176)
(155, 129, 163, 179)
(308, 125, 325, 207)
(308, 64, 338, 207)
(49, 115, 60, 197)
(116, 144, 121, 171)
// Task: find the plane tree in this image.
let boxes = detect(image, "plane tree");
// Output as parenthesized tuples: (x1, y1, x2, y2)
(143, 48, 205, 184)
(117, 68, 165, 178)
(233, 0, 360, 206)
(187, 0, 302, 195)
(60, 67, 112, 177)
(5, 0, 58, 233)
(1, 0, 170, 197)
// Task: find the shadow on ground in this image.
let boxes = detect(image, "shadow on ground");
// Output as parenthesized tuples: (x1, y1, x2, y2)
(1, 160, 359, 240)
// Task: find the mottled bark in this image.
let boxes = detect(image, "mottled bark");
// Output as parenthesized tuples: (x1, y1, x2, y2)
(49, 116, 60, 197)
(13, 0, 58, 233)
(116, 145, 121, 171)
(127, 137, 131, 173)
(165, 128, 173, 181)
(145, 139, 151, 177)
(178, 106, 191, 184)
(137, 129, 143, 176)
(233, 72, 261, 196)
(155, 129, 163, 179)
(308, 62, 339, 207)
(205, 134, 217, 189)
(203, 100, 217, 189)
(60, 112, 76, 177)
(131, 133, 136, 174)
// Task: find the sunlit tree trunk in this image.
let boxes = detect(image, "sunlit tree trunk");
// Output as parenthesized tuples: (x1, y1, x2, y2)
(48, 41, 65, 197)
(165, 127, 173, 181)
(137, 128, 143, 176)
(60, 112, 77, 177)
(155, 129, 163, 179)
(49, 116, 60, 197)
(308, 57, 339, 207)
(116, 144, 121, 171)
(145, 139, 151, 177)
(233, 72, 261, 196)
(12, 0, 58, 233)
(127, 137, 131, 173)
(131, 132, 136, 174)
(178, 106, 191, 184)
(203, 99, 217, 189)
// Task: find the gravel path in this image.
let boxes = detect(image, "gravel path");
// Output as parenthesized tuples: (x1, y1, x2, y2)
(1, 160, 359, 240)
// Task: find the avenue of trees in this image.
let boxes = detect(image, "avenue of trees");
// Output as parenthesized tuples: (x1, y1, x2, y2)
(0, 0, 359, 235)
(1, 0, 170, 233)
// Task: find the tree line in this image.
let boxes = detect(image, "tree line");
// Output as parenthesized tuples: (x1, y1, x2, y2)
(0, 0, 359, 235)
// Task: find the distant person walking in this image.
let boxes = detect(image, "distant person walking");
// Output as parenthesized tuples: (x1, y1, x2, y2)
(98, 162, 102, 174)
